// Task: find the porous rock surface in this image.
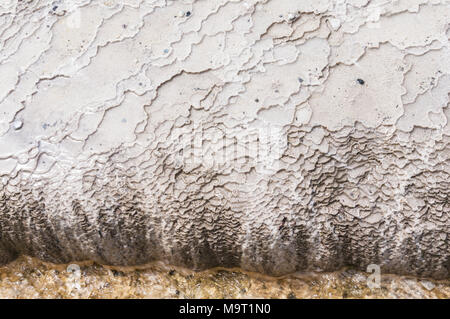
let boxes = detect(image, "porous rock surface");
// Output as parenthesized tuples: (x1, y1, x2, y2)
(1, 256, 449, 299)
(0, 0, 449, 279)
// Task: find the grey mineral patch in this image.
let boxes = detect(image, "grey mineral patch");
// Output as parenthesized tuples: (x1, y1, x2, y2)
(0, 0, 448, 280)
(420, 280, 436, 291)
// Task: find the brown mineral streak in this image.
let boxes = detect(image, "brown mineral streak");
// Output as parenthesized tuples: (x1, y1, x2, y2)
(0, 0, 449, 282)
(0, 256, 449, 298)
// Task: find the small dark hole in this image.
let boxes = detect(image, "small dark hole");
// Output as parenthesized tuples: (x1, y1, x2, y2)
(112, 270, 125, 277)
(287, 292, 297, 299)
(357, 78, 365, 85)
(186, 11, 191, 17)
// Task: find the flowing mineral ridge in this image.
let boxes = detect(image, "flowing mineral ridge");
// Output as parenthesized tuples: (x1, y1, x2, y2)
(0, 0, 449, 280)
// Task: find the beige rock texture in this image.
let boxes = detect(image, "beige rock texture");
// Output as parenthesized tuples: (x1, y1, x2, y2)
(0, 256, 449, 298)
(0, 0, 449, 281)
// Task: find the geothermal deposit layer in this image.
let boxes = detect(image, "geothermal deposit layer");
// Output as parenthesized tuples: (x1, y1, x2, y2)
(0, 0, 449, 280)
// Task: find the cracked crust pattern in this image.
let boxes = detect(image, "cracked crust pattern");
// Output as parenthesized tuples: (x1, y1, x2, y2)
(0, 0, 449, 279)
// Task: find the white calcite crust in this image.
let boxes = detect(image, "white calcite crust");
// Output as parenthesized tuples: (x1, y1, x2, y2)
(0, 0, 449, 279)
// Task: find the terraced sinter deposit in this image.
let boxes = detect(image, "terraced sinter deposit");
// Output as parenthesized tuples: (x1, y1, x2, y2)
(0, 0, 449, 285)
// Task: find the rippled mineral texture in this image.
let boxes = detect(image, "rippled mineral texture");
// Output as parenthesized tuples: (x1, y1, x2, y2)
(0, 0, 449, 286)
